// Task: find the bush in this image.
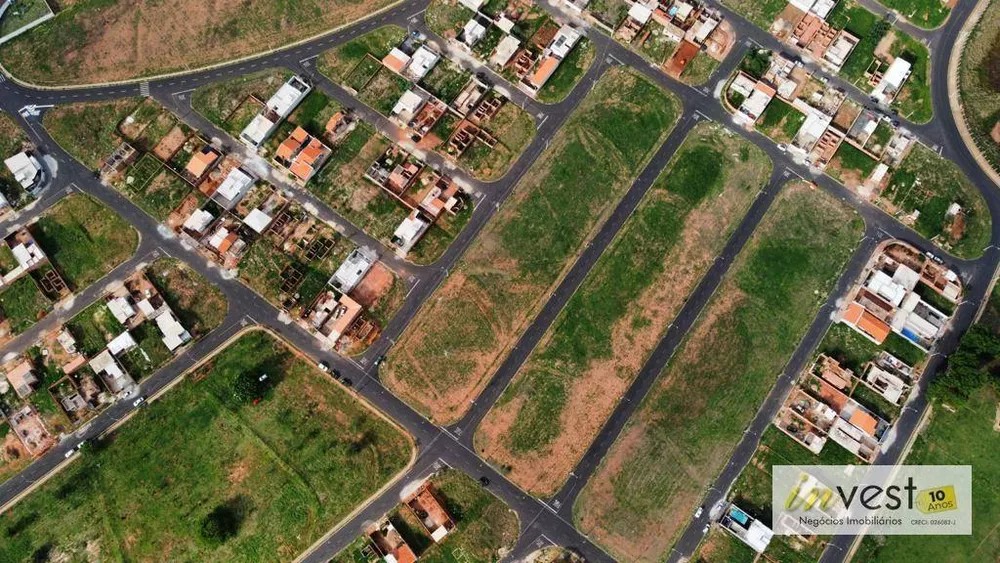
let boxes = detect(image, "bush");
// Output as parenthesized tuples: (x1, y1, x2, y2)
(199, 502, 242, 546)
(231, 371, 270, 404)
(932, 325, 1000, 399)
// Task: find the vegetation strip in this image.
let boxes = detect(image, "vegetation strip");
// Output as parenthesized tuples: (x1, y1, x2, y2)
(382, 67, 680, 424)
(574, 183, 864, 562)
(475, 122, 772, 496)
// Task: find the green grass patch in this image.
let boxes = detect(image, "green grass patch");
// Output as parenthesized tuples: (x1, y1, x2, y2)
(0, 0, 51, 37)
(878, 0, 950, 28)
(575, 184, 864, 560)
(680, 54, 720, 86)
(721, 0, 789, 28)
(191, 69, 292, 137)
(957, 0, 1000, 178)
(0, 276, 50, 334)
(829, 3, 889, 85)
(881, 143, 990, 259)
(359, 66, 411, 116)
(477, 123, 771, 494)
(118, 322, 174, 380)
(537, 38, 596, 103)
(318, 25, 407, 83)
(888, 31, 933, 124)
(384, 68, 680, 424)
(419, 59, 471, 104)
(425, 1, 475, 39)
(859, 386, 1000, 561)
(32, 195, 139, 290)
(459, 101, 536, 181)
(830, 141, 879, 181)
(146, 258, 227, 337)
(756, 99, 806, 144)
(43, 98, 141, 170)
(0, 330, 412, 562)
(65, 299, 124, 357)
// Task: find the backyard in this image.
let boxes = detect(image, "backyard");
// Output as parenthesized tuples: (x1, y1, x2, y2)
(827, 141, 880, 187)
(382, 68, 679, 424)
(359, 66, 411, 116)
(0, 0, 400, 85)
(574, 183, 864, 562)
(146, 258, 227, 337)
(881, 143, 990, 259)
(332, 470, 519, 563)
(475, 123, 772, 496)
(0, 275, 51, 334)
(0, 330, 412, 562)
(31, 195, 139, 290)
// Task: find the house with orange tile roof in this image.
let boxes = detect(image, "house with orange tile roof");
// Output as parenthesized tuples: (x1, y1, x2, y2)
(272, 127, 332, 184)
(525, 55, 559, 91)
(405, 483, 456, 542)
(184, 146, 220, 181)
(841, 302, 891, 344)
(367, 518, 417, 563)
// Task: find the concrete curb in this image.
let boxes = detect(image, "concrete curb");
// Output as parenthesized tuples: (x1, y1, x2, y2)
(947, 0, 1000, 189)
(0, 0, 412, 90)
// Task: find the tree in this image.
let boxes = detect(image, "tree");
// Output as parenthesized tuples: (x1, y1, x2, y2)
(231, 372, 268, 404)
(932, 325, 1000, 399)
(199, 503, 241, 546)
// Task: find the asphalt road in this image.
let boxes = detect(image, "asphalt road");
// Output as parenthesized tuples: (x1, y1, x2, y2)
(0, 0, 997, 562)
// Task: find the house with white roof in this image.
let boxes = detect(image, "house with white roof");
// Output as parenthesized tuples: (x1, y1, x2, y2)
(211, 167, 255, 209)
(462, 19, 487, 48)
(244, 208, 273, 234)
(392, 89, 428, 126)
(89, 350, 133, 395)
(3, 152, 42, 191)
(491, 35, 521, 67)
(156, 311, 191, 351)
(871, 58, 912, 104)
(240, 75, 312, 148)
(549, 25, 581, 59)
(392, 211, 431, 255)
(107, 296, 136, 325)
(107, 331, 137, 356)
(329, 247, 377, 293)
(404, 46, 441, 81)
(183, 209, 215, 235)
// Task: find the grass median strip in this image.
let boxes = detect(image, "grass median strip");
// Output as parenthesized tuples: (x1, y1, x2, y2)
(574, 182, 864, 562)
(474, 122, 772, 496)
(382, 67, 680, 424)
(0, 330, 412, 562)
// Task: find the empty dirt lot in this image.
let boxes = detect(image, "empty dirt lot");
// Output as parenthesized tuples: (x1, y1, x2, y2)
(0, 0, 399, 85)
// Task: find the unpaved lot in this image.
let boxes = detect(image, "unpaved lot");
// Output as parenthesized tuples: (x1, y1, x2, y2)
(1, 0, 400, 85)
(475, 123, 772, 496)
(574, 183, 863, 562)
(381, 68, 680, 424)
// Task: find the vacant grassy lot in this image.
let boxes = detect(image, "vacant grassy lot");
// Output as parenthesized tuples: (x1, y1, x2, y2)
(382, 68, 679, 424)
(0, 330, 412, 562)
(537, 38, 597, 104)
(756, 99, 806, 144)
(425, 0, 476, 39)
(32, 195, 139, 290)
(827, 141, 879, 187)
(0, 276, 50, 334)
(0, 112, 33, 209)
(191, 69, 292, 137)
(958, 0, 1000, 178)
(680, 54, 720, 86)
(817, 322, 925, 375)
(829, 1, 886, 83)
(0, 0, 51, 37)
(145, 258, 227, 337)
(333, 469, 519, 563)
(420, 59, 471, 104)
(882, 143, 990, 259)
(692, 527, 757, 563)
(459, 101, 536, 181)
(857, 386, 1000, 561)
(43, 98, 140, 170)
(318, 26, 408, 83)
(359, 66, 411, 116)
(475, 123, 771, 496)
(65, 299, 125, 356)
(574, 183, 863, 562)
(879, 0, 950, 28)
(0, 0, 400, 85)
(722, 0, 788, 28)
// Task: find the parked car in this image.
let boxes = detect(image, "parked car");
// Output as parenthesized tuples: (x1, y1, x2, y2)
(132, 396, 146, 408)
(694, 506, 704, 519)
(317, 361, 330, 373)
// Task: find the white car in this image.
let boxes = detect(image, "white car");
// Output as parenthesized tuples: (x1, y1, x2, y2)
(132, 396, 146, 408)
(64, 448, 76, 459)
(694, 506, 704, 519)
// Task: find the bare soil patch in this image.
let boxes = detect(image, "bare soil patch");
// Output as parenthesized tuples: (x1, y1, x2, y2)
(153, 126, 188, 160)
(351, 262, 395, 308)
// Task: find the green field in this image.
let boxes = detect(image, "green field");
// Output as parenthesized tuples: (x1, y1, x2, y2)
(574, 183, 864, 562)
(0, 331, 412, 562)
(537, 38, 597, 104)
(756, 99, 806, 144)
(32, 195, 139, 290)
(43, 99, 141, 170)
(858, 387, 1000, 561)
(692, 527, 757, 563)
(958, 0, 1000, 178)
(318, 26, 407, 83)
(0, 0, 399, 85)
(882, 143, 990, 259)
(383, 67, 680, 424)
(879, 0, 950, 28)
(0, 276, 51, 334)
(476, 123, 772, 496)
(332, 470, 519, 563)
